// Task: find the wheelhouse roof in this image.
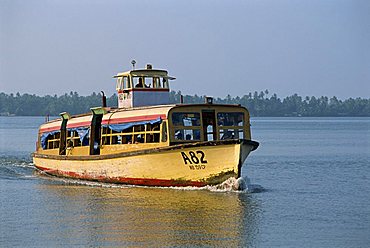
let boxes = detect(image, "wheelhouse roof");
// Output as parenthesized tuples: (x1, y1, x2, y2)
(113, 69, 175, 80)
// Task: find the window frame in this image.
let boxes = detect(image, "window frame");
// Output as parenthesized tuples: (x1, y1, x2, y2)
(216, 111, 245, 140)
(100, 121, 166, 145)
(170, 112, 202, 142)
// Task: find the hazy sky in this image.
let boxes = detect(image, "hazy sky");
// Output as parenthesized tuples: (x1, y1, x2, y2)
(1, 0, 369, 99)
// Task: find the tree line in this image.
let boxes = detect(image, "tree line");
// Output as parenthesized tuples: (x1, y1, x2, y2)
(0, 91, 369, 117)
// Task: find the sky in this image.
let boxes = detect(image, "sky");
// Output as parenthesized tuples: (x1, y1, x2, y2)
(1, 0, 369, 99)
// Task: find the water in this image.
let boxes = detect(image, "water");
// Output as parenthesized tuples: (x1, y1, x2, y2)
(0, 116, 369, 247)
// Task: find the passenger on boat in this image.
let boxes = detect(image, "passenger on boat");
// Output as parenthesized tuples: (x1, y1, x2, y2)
(175, 131, 183, 140)
(135, 78, 144, 88)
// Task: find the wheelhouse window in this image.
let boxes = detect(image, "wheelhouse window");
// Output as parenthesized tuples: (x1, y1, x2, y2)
(217, 112, 245, 140)
(132, 76, 169, 89)
(171, 112, 201, 141)
(162, 78, 169, 88)
(123, 76, 130, 89)
(153, 77, 161, 88)
(116, 76, 130, 90)
(132, 77, 148, 88)
(116, 77, 123, 91)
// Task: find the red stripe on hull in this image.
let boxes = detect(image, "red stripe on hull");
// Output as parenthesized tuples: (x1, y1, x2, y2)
(35, 165, 206, 187)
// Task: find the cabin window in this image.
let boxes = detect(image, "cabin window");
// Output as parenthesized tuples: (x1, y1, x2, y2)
(100, 119, 163, 145)
(101, 127, 111, 145)
(46, 132, 60, 149)
(171, 112, 201, 141)
(67, 130, 81, 147)
(217, 112, 244, 126)
(145, 122, 160, 143)
(174, 129, 201, 141)
(217, 112, 245, 140)
(172, 112, 201, 126)
(66, 128, 90, 147)
(161, 121, 167, 142)
(219, 129, 244, 140)
(40, 131, 60, 150)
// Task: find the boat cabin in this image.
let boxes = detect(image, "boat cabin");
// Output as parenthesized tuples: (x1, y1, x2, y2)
(114, 64, 175, 108)
(36, 104, 251, 157)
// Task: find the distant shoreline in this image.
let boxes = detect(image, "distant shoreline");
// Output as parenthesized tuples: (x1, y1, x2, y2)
(1, 116, 370, 119)
(1, 91, 369, 117)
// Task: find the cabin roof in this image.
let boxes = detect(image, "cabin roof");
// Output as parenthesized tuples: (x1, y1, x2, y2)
(39, 118, 62, 133)
(39, 103, 247, 133)
(39, 105, 176, 133)
(102, 105, 174, 124)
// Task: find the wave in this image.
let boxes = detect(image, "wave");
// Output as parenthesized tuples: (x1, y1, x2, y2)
(0, 156, 35, 180)
(168, 177, 265, 193)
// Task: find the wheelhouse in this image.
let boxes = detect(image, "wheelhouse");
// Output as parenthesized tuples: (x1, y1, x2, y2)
(114, 64, 176, 109)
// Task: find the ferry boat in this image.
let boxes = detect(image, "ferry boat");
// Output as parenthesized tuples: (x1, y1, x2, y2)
(32, 64, 259, 188)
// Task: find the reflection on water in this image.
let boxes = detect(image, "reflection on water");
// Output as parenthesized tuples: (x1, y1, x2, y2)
(6, 117, 369, 247)
(33, 182, 260, 247)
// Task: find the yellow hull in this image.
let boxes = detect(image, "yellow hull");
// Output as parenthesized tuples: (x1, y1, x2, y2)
(33, 140, 258, 187)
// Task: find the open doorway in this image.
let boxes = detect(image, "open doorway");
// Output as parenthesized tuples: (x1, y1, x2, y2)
(202, 110, 216, 141)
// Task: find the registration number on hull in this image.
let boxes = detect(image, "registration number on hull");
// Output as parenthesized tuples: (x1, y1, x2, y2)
(180, 150, 207, 170)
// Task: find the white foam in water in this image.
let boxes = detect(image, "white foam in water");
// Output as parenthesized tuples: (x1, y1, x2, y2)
(167, 176, 264, 193)
(203, 177, 248, 192)
(204, 177, 264, 193)
(197, 177, 265, 193)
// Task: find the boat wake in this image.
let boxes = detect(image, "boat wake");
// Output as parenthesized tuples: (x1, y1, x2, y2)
(171, 177, 265, 193)
(0, 156, 35, 180)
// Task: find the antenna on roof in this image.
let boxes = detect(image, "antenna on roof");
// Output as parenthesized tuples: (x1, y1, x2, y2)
(131, 60, 136, 70)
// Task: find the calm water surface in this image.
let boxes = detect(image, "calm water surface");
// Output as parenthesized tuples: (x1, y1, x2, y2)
(0, 116, 369, 247)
